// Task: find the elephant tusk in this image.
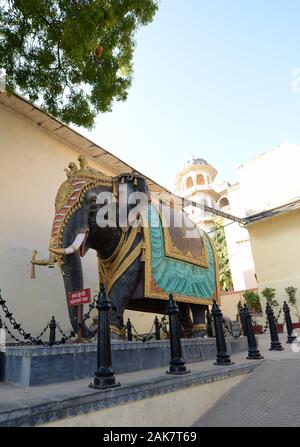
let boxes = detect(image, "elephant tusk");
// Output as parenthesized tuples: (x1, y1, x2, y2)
(49, 233, 86, 256)
(49, 247, 66, 256)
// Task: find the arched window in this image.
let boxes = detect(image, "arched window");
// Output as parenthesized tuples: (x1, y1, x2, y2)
(219, 197, 229, 208)
(186, 176, 193, 188)
(196, 174, 205, 185)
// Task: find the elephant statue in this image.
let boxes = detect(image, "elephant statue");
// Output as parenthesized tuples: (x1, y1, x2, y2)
(31, 156, 220, 339)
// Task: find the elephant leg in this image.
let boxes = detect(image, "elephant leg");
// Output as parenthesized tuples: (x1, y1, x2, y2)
(190, 304, 207, 337)
(177, 303, 193, 338)
(108, 257, 143, 339)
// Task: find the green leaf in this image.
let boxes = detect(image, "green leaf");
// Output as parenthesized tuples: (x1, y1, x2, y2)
(0, 0, 158, 128)
(210, 223, 233, 292)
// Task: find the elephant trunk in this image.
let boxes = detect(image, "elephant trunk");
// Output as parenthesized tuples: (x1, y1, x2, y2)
(62, 251, 95, 338)
(62, 250, 83, 335)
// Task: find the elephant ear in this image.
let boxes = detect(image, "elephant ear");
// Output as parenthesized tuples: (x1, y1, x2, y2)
(114, 173, 150, 231)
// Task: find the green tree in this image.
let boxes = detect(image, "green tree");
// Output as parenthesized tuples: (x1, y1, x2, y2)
(0, 0, 158, 128)
(211, 223, 233, 292)
(285, 286, 300, 321)
(261, 287, 278, 307)
(243, 290, 262, 313)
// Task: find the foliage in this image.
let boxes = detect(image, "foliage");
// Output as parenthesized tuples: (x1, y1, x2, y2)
(211, 223, 233, 292)
(0, 0, 158, 128)
(261, 287, 278, 307)
(285, 286, 297, 306)
(285, 286, 300, 321)
(243, 290, 262, 312)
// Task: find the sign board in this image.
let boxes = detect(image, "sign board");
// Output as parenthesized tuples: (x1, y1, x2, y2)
(67, 288, 91, 307)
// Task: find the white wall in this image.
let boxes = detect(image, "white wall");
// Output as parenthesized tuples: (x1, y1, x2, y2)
(238, 142, 300, 214)
(0, 103, 115, 335)
(0, 102, 157, 336)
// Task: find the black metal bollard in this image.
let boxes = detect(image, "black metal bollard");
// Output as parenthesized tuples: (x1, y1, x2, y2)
(206, 308, 214, 337)
(242, 305, 263, 359)
(89, 284, 120, 390)
(166, 294, 190, 375)
(212, 300, 234, 365)
(126, 318, 133, 341)
(49, 316, 57, 347)
(283, 301, 297, 343)
(239, 307, 246, 336)
(154, 316, 161, 340)
(266, 302, 284, 351)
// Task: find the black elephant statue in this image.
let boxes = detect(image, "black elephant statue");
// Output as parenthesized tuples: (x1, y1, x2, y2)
(31, 156, 220, 339)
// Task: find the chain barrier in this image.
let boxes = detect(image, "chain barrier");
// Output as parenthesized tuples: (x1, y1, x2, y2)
(275, 307, 282, 323)
(250, 315, 269, 334)
(223, 325, 239, 338)
(262, 319, 269, 334)
(0, 290, 47, 345)
(36, 322, 51, 340)
(0, 290, 97, 346)
(2, 320, 29, 345)
(77, 294, 98, 333)
(130, 322, 156, 342)
(209, 315, 241, 339)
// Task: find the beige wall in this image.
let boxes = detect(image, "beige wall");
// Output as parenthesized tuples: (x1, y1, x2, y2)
(42, 374, 244, 427)
(247, 209, 300, 321)
(220, 291, 243, 320)
(238, 142, 300, 214)
(0, 102, 155, 336)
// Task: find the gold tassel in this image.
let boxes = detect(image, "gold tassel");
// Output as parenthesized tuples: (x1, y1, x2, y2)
(141, 242, 146, 262)
(112, 181, 117, 199)
(48, 252, 55, 268)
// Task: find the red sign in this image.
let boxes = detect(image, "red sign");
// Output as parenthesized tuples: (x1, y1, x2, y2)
(67, 288, 91, 307)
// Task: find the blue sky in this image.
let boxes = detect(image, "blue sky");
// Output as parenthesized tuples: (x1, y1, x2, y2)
(79, 0, 300, 191)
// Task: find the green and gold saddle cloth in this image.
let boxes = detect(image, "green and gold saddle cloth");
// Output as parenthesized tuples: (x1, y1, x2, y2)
(143, 204, 219, 304)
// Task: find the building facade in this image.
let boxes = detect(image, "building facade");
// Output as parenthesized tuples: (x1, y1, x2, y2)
(175, 158, 220, 232)
(175, 142, 300, 319)
(0, 91, 164, 336)
(176, 157, 257, 296)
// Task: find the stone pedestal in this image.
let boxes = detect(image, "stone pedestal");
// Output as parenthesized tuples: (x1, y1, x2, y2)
(0, 337, 248, 386)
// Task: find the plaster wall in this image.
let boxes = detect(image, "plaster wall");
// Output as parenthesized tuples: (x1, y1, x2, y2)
(238, 142, 300, 214)
(247, 209, 300, 321)
(42, 374, 244, 427)
(0, 103, 155, 335)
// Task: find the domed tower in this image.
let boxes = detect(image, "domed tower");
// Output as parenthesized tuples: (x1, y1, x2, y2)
(176, 157, 220, 231)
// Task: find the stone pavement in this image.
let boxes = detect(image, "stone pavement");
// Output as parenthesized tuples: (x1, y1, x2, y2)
(193, 333, 300, 427)
(0, 343, 259, 426)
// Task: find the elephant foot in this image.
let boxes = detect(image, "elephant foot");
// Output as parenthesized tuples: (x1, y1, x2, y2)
(110, 332, 127, 341)
(110, 324, 127, 341)
(182, 328, 194, 339)
(73, 337, 91, 344)
(192, 323, 207, 338)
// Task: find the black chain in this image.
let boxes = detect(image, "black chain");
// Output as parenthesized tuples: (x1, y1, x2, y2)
(36, 322, 50, 340)
(56, 323, 75, 341)
(262, 319, 269, 334)
(0, 290, 98, 346)
(131, 322, 155, 342)
(2, 321, 28, 345)
(275, 307, 282, 323)
(78, 295, 97, 331)
(0, 290, 46, 345)
(51, 295, 97, 343)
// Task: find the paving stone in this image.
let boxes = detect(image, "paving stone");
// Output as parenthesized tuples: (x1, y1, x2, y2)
(193, 334, 300, 427)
